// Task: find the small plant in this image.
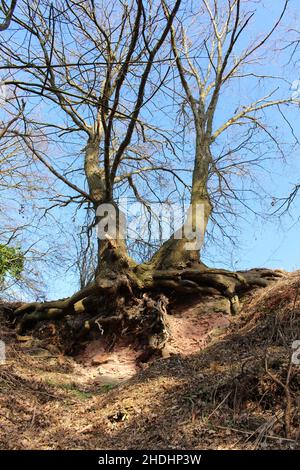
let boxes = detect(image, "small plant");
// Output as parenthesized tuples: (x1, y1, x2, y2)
(60, 382, 93, 400)
(0, 244, 24, 284)
(101, 383, 116, 392)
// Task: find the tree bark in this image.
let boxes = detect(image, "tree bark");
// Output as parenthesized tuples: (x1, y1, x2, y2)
(84, 134, 134, 275)
(144, 135, 212, 271)
(84, 134, 105, 205)
(12, 136, 285, 347)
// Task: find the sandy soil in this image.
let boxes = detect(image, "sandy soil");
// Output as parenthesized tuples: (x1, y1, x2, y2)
(73, 296, 232, 384)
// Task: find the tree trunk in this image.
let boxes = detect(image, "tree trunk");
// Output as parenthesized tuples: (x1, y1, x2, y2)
(144, 135, 212, 271)
(84, 134, 134, 275)
(95, 202, 136, 275)
(84, 134, 105, 206)
(190, 136, 212, 235)
(12, 135, 285, 353)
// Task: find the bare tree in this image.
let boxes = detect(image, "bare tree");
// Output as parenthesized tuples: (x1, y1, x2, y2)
(150, 0, 295, 270)
(271, 20, 300, 213)
(2, 0, 182, 267)
(4, 0, 188, 333)
(0, 88, 64, 300)
(5, 1, 296, 352)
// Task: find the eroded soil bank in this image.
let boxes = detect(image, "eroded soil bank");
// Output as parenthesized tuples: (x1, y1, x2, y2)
(0, 273, 299, 449)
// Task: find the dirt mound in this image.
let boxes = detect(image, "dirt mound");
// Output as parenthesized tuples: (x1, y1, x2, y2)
(0, 273, 299, 450)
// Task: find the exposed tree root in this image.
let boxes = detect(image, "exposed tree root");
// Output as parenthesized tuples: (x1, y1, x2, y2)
(13, 273, 134, 330)
(11, 264, 286, 359)
(138, 265, 286, 315)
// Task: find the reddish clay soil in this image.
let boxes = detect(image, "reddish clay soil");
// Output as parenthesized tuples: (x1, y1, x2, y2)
(167, 300, 231, 356)
(75, 296, 232, 384)
(77, 340, 141, 384)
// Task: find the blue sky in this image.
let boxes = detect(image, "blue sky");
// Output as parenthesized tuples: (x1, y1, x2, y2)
(1, 0, 300, 300)
(202, 0, 300, 273)
(47, 0, 300, 299)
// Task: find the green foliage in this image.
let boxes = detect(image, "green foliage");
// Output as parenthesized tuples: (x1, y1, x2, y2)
(0, 244, 24, 283)
(101, 383, 116, 392)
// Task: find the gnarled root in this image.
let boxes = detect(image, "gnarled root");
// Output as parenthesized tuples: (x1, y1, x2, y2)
(143, 266, 287, 315)
(12, 269, 170, 360)
(13, 273, 134, 333)
(12, 264, 286, 354)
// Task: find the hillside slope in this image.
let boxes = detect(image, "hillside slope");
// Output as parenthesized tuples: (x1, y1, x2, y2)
(0, 272, 299, 450)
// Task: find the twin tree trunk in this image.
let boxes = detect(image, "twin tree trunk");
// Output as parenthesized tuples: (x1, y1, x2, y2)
(84, 131, 212, 275)
(13, 135, 284, 345)
(144, 137, 212, 271)
(84, 134, 134, 274)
